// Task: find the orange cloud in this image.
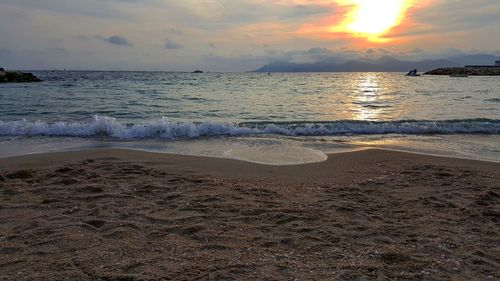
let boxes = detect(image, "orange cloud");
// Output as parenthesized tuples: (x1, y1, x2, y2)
(296, 0, 431, 46)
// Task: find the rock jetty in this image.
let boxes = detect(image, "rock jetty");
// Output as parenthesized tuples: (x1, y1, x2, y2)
(425, 66, 500, 76)
(0, 68, 42, 83)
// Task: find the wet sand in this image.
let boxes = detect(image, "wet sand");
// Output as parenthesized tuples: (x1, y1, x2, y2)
(0, 149, 499, 280)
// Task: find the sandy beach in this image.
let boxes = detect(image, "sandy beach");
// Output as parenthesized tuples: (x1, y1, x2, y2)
(0, 149, 498, 280)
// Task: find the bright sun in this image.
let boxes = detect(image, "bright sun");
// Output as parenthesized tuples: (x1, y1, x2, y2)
(334, 0, 412, 42)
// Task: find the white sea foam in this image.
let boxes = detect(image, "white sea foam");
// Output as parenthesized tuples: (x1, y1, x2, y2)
(0, 116, 499, 140)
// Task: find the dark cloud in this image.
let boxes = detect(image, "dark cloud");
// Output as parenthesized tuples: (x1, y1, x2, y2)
(96, 35, 133, 46)
(0, 0, 129, 19)
(165, 38, 182, 49)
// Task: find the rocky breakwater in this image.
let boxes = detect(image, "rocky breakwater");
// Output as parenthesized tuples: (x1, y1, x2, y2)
(0, 68, 42, 83)
(425, 66, 500, 76)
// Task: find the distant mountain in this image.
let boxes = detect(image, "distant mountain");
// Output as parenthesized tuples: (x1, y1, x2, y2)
(255, 54, 499, 72)
(255, 56, 347, 72)
(446, 54, 499, 66)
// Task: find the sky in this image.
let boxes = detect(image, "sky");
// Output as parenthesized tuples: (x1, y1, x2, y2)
(0, 0, 499, 71)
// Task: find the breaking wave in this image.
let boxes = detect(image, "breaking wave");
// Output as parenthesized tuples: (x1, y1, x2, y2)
(0, 116, 499, 140)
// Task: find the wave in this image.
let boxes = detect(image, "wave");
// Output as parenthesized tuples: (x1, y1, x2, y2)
(0, 116, 499, 140)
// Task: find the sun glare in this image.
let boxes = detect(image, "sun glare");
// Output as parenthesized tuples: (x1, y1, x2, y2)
(333, 0, 412, 42)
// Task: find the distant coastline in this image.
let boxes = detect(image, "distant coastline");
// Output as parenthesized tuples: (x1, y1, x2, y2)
(255, 54, 500, 73)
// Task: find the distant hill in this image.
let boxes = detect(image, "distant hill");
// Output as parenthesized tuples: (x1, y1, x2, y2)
(446, 54, 499, 66)
(255, 54, 500, 72)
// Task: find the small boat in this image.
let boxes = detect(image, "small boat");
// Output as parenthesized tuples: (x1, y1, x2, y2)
(193, 70, 203, 73)
(449, 74, 468, 78)
(405, 69, 420, 77)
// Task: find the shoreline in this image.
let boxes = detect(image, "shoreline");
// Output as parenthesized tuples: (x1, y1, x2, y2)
(1, 137, 499, 166)
(1, 147, 499, 182)
(1, 146, 500, 165)
(1, 148, 499, 280)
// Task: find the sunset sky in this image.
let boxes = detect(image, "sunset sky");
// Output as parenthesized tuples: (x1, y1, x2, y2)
(1, 0, 499, 71)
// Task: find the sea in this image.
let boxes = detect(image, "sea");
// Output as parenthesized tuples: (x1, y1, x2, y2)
(0, 71, 499, 165)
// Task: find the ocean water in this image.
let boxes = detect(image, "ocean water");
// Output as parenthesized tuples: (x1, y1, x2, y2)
(0, 71, 499, 164)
